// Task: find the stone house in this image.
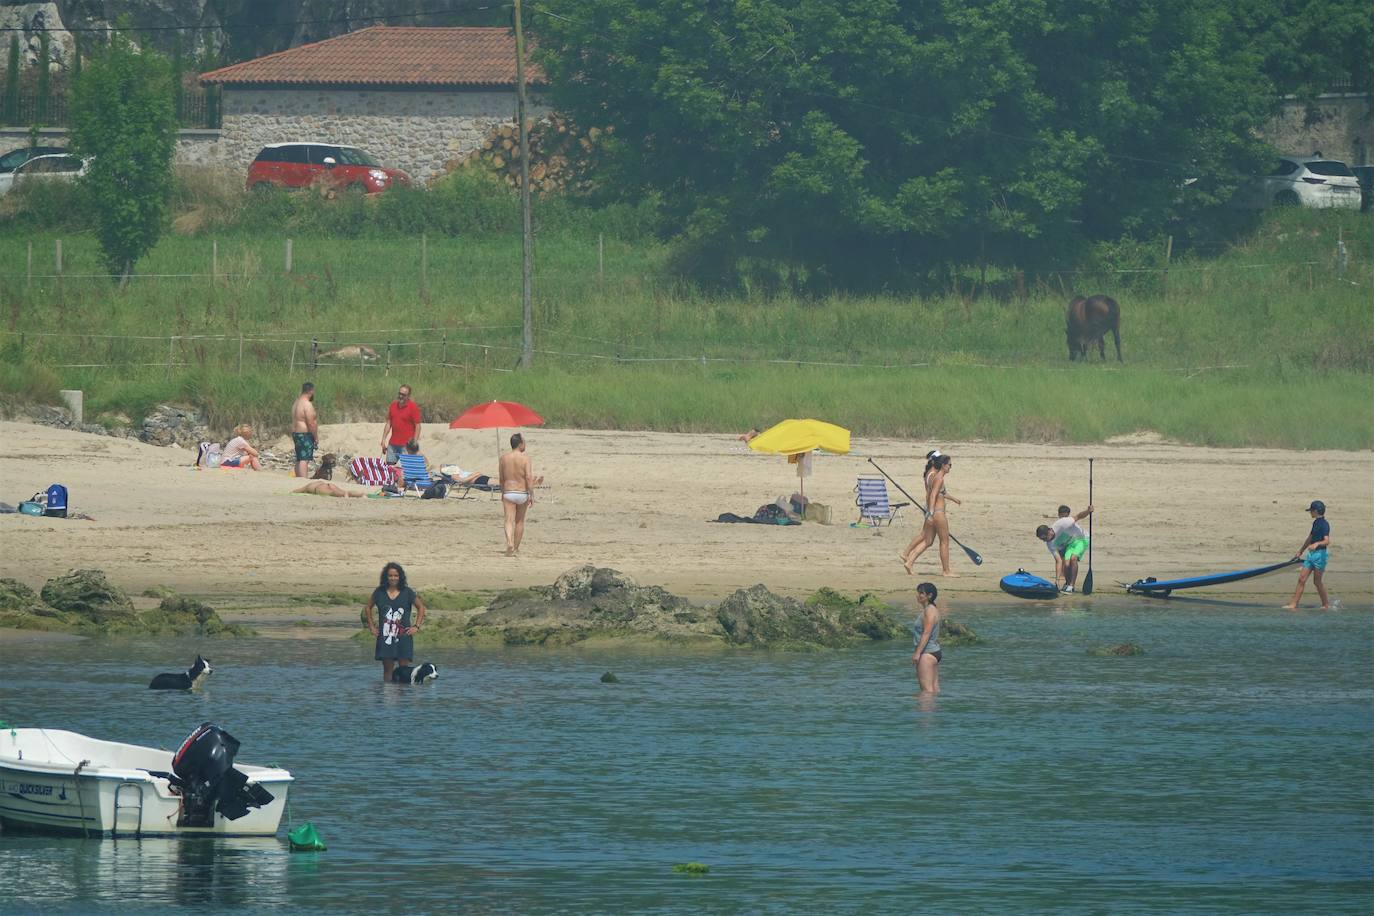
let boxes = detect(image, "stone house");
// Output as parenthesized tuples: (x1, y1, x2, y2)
(199, 26, 546, 184)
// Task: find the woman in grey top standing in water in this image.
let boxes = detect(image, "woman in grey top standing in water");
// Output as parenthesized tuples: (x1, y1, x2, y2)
(364, 562, 427, 682)
(911, 582, 942, 694)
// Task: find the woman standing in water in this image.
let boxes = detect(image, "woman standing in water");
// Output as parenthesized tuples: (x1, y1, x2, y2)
(911, 582, 942, 693)
(363, 562, 426, 682)
(901, 451, 962, 576)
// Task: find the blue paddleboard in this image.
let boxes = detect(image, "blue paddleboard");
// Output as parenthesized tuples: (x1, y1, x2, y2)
(1124, 558, 1300, 596)
(1000, 569, 1059, 600)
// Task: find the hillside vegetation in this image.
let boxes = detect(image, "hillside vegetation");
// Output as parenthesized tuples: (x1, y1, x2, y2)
(0, 178, 1371, 449)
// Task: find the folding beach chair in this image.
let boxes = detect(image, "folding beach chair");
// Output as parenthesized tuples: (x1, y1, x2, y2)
(854, 476, 909, 527)
(348, 456, 399, 487)
(396, 452, 435, 495)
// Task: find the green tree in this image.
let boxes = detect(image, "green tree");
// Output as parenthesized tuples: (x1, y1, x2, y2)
(69, 33, 178, 283)
(4, 36, 18, 126)
(533, 0, 1279, 288)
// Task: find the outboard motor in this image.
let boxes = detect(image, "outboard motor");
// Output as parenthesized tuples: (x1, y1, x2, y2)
(169, 723, 275, 827)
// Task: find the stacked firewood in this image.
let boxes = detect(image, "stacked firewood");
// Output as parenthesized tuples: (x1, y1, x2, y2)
(442, 114, 609, 193)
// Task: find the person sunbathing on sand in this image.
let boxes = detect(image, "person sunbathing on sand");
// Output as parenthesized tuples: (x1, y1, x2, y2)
(294, 481, 364, 498)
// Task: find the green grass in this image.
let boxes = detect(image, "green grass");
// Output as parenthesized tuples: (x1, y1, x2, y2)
(1, 207, 1371, 449)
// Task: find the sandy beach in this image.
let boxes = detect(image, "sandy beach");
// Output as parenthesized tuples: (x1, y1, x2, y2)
(1, 420, 1370, 609)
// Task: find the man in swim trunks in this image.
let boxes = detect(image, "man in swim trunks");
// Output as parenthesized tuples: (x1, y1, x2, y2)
(1036, 504, 1093, 593)
(498, 432, 539, 556)
(1284, 500, 1331, 610)
(291, 381, 319, 479)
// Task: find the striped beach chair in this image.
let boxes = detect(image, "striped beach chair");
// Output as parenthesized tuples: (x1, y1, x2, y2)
(348, 456, 399, 487)
(396, 452, 433, 494)
(854, 476, 909, 527)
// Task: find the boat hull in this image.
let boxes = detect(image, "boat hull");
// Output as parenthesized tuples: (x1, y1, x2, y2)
(0, 729, 291, 838)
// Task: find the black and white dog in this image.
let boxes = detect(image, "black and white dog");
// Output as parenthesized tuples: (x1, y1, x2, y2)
(390, 663, 439, 684)
(149, 655, 213, 690)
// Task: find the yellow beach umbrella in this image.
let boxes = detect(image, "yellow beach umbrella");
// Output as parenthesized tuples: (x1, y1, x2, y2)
(748, 419, 851, 497)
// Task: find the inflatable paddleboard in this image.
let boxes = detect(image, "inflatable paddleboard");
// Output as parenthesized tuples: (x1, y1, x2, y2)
(1000, 569, 1060, 600)
(1124, 558, 1301, 596)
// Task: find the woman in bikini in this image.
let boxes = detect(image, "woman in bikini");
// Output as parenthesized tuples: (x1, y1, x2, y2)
(911, 581, 943, 693)
(901, 451, 961, 576)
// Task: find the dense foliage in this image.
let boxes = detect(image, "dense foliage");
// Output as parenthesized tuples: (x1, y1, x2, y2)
(69, 34, 178, 280)
(532, 0, 1288, 288)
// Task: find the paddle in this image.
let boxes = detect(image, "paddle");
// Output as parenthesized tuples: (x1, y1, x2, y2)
(1083, 458, 1095, 595)
(867, 458, 984, 566)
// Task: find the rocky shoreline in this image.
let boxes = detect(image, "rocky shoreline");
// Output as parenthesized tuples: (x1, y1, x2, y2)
(1, 564, 987, 651)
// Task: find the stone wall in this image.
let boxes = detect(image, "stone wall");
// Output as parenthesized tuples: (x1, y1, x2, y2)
(1262, 95, 1372, 166)
(219, 86, 548, 184)
(0, 127, 224, 167)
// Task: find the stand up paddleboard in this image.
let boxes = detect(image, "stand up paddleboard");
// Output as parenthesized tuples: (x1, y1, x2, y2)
(1124, 558, 1301, 597)
(1000, 569, 1060, 600)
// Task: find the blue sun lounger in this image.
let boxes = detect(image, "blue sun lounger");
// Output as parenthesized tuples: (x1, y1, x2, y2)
(855, 476, 909, 526)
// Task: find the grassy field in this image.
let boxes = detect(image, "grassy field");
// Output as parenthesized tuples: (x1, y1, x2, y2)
(0, 205, 1371, 449)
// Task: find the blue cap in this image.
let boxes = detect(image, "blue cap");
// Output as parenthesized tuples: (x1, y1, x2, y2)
(1306, 500, 1325, 513)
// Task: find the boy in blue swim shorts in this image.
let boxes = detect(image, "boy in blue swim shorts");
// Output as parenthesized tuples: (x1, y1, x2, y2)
(1284, 500, 1331, 610)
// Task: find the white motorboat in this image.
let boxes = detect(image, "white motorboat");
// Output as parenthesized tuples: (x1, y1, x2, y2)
(0, 725, 292, 838)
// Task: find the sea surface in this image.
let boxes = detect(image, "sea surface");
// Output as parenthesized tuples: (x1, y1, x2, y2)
(1, 599, 1371, 913)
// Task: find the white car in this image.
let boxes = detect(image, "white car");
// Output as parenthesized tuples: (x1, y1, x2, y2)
(1235, 154, 1362, 210)
(0, 153, 90, 196)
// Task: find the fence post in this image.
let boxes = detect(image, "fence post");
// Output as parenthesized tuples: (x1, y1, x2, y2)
(289, 340, 297, 374)
(285, 238, 293, 273)
(1016, 270, 1026, 304)
(167, 336, 175, 377)
(212, 239, 218, 283)
(311, 337, 318, 370)
(55, 239, 62, 275)
(1162, 235, 1173, 298)
(420, 233, 428, 298)
(237, 333, 243, 375)
(441, 333, 447, 367)
(385, 340, 391, 377)
(1336, 232, 1348, 279)
(598, 233, 604, 283)
(26, 241, 32, 290)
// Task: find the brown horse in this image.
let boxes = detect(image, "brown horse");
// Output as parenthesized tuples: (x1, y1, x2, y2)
(1066, 295, 1122, 361)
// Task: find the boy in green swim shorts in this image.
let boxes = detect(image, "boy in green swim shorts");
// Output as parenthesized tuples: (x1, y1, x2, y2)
(1036, 505, 1094, 593)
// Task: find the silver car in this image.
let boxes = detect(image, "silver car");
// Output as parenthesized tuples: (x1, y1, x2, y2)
(0, 153, 90, 196)
(1235, 154, 1362, 210)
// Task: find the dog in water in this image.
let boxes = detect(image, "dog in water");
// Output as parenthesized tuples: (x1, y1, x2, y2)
(390, 663, 439, 684)
(148, 655, 213, 690)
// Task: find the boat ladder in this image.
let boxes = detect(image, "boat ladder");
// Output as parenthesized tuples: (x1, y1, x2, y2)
(112, 782, 145, 838)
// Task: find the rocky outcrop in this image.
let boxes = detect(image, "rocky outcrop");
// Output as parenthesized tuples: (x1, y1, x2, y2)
(1, 571, 252, 636)
(139, 404, 209, 449)
(419, 565, 907, 650)
(40, 569, 137, 623)
(940, 618, 981, 647)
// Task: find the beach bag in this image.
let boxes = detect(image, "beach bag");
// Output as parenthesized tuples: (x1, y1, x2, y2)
(804, 502, 832, 525)
(44, 483, 68, 518)
(420, 481, 448, 500)
(19, 500, 44, 516)
(196, 441, 222, 468)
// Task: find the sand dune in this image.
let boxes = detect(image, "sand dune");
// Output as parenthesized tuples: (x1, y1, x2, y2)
(1, 420, 1369, 607)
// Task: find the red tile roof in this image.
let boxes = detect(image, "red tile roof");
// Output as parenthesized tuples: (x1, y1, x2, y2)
(199, 26, 543, 89)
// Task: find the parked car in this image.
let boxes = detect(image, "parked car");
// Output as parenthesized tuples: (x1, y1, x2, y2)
(1352, 165, 1374, 212)
(0, 145, 68, 174)
(246, 143, 410, 193)
(0, 153, 90, 196)
(1234, 154, 1362, 210)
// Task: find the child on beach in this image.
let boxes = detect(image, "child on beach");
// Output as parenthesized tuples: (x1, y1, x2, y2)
(911, 582, 942, 694)
(1036, 505, 1093, 593)
(1284, 500, 1331, 610)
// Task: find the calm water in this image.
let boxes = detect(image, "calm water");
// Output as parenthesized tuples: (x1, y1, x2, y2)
(1, 600, 1371, 913)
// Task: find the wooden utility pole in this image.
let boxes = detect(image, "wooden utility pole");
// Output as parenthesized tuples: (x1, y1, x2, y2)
(514, 0, 534, 369)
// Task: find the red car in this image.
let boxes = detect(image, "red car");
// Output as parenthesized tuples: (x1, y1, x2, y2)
(246, 143, 410, 193)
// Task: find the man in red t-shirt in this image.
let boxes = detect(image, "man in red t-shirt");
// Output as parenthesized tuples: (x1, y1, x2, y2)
(380, 384, 422, 464)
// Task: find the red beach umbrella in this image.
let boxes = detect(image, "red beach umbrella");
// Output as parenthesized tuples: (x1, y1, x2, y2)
(449, 400, 545, 459)
(449, 400, 545, 429)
